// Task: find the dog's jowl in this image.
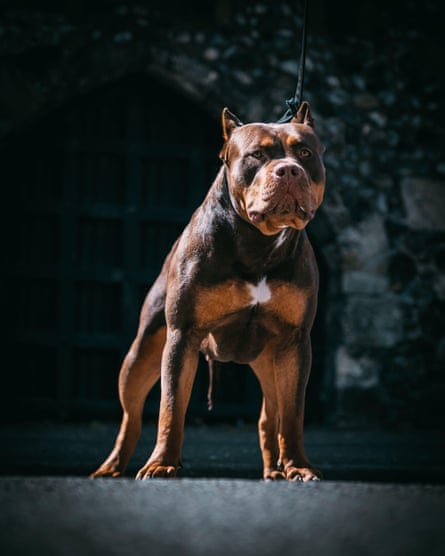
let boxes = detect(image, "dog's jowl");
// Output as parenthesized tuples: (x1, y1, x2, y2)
(91, 101, 326, 481)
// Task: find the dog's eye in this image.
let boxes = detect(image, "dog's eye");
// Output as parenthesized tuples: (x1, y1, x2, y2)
(299, 148, 312, 158)
(250, 150, 264, 159)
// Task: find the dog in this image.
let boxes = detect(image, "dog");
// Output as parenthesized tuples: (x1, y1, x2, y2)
(91, 101, 325, 481)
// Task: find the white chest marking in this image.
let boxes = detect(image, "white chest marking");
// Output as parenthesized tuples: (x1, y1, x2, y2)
(248, 277, 272, 305)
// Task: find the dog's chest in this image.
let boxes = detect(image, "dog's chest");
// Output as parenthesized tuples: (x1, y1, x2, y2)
(193, 276, 309, 333)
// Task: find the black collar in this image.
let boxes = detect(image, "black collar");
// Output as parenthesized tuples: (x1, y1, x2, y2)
(222, 169, 236, 213)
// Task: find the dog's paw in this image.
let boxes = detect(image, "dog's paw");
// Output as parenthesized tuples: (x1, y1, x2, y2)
(284, 466, 321, 482)
(264, 464, 321, 482)
(264, 469, 286, 481)
(136, 463, 178, 480)
(89, 462, 124, 479)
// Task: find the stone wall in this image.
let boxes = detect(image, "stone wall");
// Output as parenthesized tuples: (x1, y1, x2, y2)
(1, 1, 444, 427)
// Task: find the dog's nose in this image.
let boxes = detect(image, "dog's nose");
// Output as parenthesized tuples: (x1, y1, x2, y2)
(274, 163, 301, 180)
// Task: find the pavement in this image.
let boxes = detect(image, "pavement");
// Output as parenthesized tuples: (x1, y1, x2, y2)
(1, 422, 445, 555)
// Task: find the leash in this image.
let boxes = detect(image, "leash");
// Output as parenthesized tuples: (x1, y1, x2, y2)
(276, 0, 309, 123)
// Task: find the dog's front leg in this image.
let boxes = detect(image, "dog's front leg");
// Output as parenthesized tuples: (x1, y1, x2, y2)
(275, 333, 321, 482)
(136, 328, 198, 479)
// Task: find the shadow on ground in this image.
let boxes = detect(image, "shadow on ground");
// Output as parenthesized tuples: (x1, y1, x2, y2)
(1, 422, 444, 483)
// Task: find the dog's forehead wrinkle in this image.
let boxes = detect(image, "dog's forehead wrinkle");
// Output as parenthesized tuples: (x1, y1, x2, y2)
(234, 124, 276, 143)
(240, 123, 324, 154)
(232, 124, 296, 152)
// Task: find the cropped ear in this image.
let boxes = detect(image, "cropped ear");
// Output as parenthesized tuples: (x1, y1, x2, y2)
(221, 107, 243, 140)
(292, 101, 314, 128)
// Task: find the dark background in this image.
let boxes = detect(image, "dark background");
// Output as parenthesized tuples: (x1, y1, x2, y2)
(1, 0, 444, 429)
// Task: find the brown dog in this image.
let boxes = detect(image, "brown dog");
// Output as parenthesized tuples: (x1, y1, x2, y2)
(91, 101, 325, 481)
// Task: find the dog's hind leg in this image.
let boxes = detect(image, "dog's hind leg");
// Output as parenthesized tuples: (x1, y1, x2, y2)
(90, 325, 166, 478)
(90, 267, 169, 478)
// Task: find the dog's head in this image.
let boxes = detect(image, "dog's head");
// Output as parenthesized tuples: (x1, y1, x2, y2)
(220, 102, 326, 236)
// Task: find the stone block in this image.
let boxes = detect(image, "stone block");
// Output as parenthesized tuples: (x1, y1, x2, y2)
(336, 346, 380, 389)
(342, 271, 389, 295)
(342, 295, 402, 348)
(338, 215, 389, 273)
(401, 178, 445, 231)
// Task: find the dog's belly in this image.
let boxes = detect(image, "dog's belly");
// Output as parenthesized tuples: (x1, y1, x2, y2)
(202, 308, 272, 364)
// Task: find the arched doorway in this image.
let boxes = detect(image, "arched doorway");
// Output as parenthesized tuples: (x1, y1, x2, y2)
(4, 73, 330, 423)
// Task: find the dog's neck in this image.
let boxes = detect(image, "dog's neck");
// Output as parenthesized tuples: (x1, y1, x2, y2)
(208, 167, 303, 278)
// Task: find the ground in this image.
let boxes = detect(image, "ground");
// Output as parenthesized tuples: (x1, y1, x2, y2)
(1, 422, 444, 555)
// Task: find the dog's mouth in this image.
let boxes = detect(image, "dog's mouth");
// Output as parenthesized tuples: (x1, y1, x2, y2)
(247, 191, 315, 230)
(248, 204, 313, 225)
